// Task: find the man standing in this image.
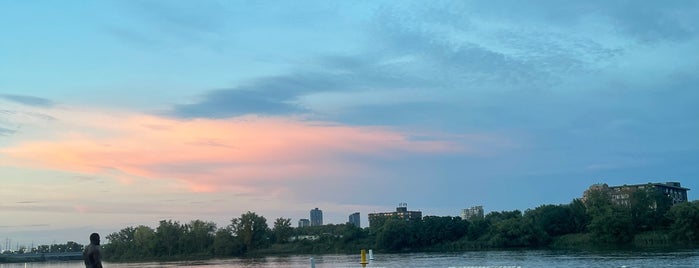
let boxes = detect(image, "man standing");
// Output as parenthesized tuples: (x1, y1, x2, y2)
(83, 233, 103, 268)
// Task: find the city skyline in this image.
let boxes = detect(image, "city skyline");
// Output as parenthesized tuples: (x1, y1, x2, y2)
(2, 1, 698, 246)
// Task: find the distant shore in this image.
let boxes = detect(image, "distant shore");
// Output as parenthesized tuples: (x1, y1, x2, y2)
(0, 252, 83, 263)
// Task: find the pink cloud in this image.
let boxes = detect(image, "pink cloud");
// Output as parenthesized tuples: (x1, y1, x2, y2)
(3, 112, 463, 193)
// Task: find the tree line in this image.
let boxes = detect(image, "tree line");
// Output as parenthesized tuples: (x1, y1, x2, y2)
(103, 187, 699, 261)
(0, 241, 84, 254)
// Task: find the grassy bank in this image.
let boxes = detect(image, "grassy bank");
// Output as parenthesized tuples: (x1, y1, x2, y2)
(550, 231, 698, 251)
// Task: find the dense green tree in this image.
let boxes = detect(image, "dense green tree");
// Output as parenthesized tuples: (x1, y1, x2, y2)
(526, 204, 579, 237)
(33, 241, 85, 254)
(526, 205, 566, 236)
(485, 210, 522, 223)
(584, 186, 677, 245)
(104, 226, 137, 259)
(294, 223, 353, 236)
(567, 198, 589, 233)
(375, 218, 410, 251)
(667, 201, 699, 243)
(133, 225, 156, 256)
(465, 218, 490, 240)
(590, 206, 634, 244)
(585, 188, 636, 244)
(584, 187, 613, 216)
(184, 220, 216, 254)
(212, 228, 244, 256)
(369, 216, 389, 234)
(155, 220, 186, 256)
(231, 211, 271, 251)
(650, 188, 674, 227)
(628, 187, 672, 232)
(272, 217, 293, 243)
(340, 223, 366, 242)
(412, 216, 468, 247)
(487, 210, 548, 247)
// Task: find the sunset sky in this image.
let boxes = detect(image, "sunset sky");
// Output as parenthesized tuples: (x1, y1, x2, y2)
(2, 1, 698, 247)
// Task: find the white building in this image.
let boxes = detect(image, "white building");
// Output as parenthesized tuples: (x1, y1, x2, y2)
(461, 205, 484, 220)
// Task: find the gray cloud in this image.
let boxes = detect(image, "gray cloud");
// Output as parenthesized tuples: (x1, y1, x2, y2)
(170, 55, 436, 118)
(173, 88, 306, 118)
(0, 126, 17, 136)
(171, 72, 344, 118)
(15, 201, 39, 204)
(1, 94, 54, 107)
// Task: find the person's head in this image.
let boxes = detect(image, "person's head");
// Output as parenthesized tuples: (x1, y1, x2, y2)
(89, 233, 100, 245)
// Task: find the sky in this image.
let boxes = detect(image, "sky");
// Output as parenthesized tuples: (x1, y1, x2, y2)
(1, 0, 698, 248)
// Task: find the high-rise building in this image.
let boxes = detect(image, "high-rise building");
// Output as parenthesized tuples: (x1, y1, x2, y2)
(461, 205, 484, 220)
(310, 208, 323, 226)
(349, 212, 360, 228)
(298, 218, 310, 228)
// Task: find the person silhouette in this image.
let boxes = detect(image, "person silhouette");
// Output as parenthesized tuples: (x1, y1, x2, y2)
(83, 233, 103, 268)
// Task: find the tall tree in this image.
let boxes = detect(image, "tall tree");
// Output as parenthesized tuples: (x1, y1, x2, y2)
(185, 220, 217, 254)
(231, 211, 271, 251)
(104, 226, 137, 259)
(272, 217, 293, 243)
(133, 225, 156, 257)
(155, 220, 186, 256)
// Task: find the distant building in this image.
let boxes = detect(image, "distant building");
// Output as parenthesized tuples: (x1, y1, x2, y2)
(461, 205, 484, 220)
(583, 181, 690, 206)
(582, 183, 609, 201)
(289, 235, 319, 241)
(310, 208, 323, 226)
(368, 203, 422, 228)
(298, 219, 310, 228)
(349, 212, 360, 228)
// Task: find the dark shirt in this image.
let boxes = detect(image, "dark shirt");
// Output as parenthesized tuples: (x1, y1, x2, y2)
(83, 244, 103, 268)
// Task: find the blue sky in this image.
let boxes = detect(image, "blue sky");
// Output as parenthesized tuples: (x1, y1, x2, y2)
(1, 0, 698, 247)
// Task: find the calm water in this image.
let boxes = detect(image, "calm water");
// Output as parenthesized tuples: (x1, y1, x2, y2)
(3, 250, 699, 268)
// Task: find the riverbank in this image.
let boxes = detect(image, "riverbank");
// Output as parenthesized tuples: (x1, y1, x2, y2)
(549, 231, 698, 250)
(94, 231, 699, 263)
(0, 252, 83, 263)
(248, 234, 699, 257)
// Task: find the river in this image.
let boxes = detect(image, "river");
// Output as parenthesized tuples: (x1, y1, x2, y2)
(2, 250, 699, 268)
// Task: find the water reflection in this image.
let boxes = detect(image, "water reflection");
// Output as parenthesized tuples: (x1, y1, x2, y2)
(1, 250, 698, 268)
